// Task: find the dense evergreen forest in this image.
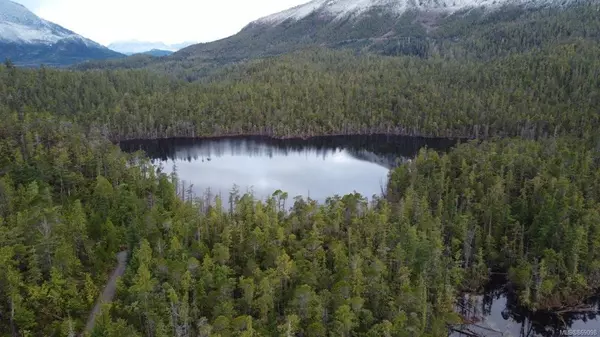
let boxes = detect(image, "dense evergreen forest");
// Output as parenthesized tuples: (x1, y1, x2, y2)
(2, 3, 600, 336)
(3, 110, 600, 337)
(2, 39, 600, 141)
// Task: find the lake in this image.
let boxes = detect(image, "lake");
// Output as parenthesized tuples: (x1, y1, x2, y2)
(119, 135, 457, 203)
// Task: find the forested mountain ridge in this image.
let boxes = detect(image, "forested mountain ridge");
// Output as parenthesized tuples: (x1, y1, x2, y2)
(76, 1, 600, 81)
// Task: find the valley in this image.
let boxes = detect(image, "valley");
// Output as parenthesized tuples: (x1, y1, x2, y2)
(1, 0, 600, 336)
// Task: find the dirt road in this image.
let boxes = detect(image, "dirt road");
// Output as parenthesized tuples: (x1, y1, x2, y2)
(83, 251, 128, 335)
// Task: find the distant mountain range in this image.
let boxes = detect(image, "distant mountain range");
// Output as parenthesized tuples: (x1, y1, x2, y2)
(0, 0, 124, 66)
(138, 49, 174, 57)
(107, 40, 196, 55)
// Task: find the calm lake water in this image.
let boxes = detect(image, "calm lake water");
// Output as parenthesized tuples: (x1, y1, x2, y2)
(120, 135, 600, 337)
(119, 135, 457, 203)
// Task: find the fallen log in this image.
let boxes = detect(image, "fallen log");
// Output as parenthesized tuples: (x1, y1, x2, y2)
(448, 326, 484, 337)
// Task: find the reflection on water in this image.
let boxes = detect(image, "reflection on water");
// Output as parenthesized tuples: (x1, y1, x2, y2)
(119, 135, 457, 203)
(453, 276, 600, 337)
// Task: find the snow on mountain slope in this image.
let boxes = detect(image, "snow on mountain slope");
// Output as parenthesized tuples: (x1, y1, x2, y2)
(0, 0, 123, 66)
(255, 0, 573, 24)
(260, 0, 331, 23)
(0, 0, 99, 46)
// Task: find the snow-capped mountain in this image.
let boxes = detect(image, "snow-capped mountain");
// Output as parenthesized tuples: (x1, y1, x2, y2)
(0, 0, 95, 46)
(255, 0, 576, 24)
(108, 40, 196, 55)
(174, 0, 594, 61)
(0, 0, 124, 66)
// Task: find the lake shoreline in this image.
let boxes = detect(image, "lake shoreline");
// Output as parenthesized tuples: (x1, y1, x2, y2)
(111, 131, 471, 145)
(118, 135, 406, 204)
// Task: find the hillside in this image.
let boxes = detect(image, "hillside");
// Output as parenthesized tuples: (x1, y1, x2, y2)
(76, 0, 600, 80)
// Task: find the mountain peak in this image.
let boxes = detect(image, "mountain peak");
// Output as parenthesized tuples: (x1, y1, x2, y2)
(0, 0, 96, 46)
(254, 0, 453, 24)
(0, 0, 37, 24)
(0, 0, 123, 66)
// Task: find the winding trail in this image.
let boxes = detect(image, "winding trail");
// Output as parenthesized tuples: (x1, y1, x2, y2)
(83, 251, 128, 336)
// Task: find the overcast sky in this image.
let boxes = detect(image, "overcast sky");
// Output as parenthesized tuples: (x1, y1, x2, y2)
(14, 0, 308, 46)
